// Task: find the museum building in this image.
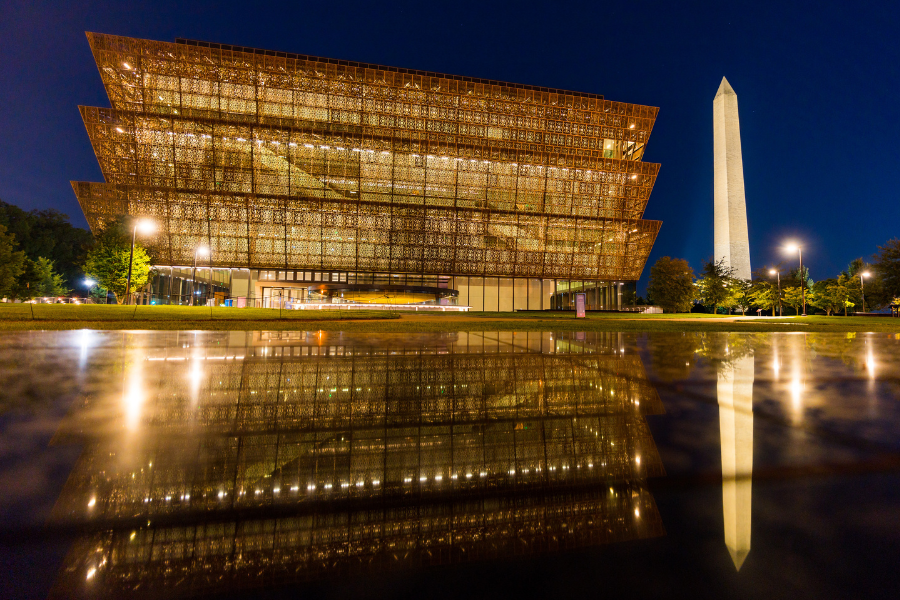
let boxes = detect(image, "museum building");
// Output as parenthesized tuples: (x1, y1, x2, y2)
(73, 33, 662, 309)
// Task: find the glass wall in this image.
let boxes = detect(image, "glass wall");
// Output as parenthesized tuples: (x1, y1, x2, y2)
(143, 266, 631, 311)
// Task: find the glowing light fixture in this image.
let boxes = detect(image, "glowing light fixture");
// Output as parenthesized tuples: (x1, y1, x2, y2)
(784, 242, 806, 315)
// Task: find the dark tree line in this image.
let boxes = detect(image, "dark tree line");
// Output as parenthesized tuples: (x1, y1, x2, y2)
(0, 200, 93, 290)
(645, 237, 900, 314)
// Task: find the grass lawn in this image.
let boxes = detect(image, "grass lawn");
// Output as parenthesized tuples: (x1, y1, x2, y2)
(0, 303, 399, 330)
(0, 304, 898, 333)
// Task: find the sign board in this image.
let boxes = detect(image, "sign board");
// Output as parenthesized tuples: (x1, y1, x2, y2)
(575, 293, 586, 318)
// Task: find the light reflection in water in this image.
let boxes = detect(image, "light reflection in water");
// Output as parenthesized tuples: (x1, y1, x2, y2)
(788, 335, 806, 423)
(123, 352, 144, 433)
(717, 352, 754, 571)
(188, 355, 203, 408)
(34, 329, 897, 597)
(48, 331, 667, 597)
(771, 338, 780, 379)
(866, 342, 876, 380)
(77, 329, 96, 371)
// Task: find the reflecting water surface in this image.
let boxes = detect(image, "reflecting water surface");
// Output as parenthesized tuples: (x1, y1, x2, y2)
(0, 330, 898, 599)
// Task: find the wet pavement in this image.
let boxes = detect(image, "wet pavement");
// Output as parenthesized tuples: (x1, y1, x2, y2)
(0, 330, 898, 599)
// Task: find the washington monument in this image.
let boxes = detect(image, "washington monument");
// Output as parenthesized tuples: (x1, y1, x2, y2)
(713, 77, 751, 280)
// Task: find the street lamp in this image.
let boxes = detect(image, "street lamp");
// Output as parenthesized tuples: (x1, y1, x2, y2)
(125, 219, 156, 304)
(860, 270, 871, 314)
(769, 269, 782, 317)
(83, 278, 97, 302)
(785, 243, 806, 316)
(190, 246, 210, 306)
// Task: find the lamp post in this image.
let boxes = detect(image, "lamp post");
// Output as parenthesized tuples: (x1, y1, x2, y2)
(785, 243, 806, 316)
(83, 278, 97, 304)
(190, 246, 210, 306)
(125, 219, 156, 304)
(860, 270, 870, 314)
(768, 269, 782, 316)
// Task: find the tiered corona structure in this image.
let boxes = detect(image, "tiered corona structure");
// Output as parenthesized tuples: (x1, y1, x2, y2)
(73, 33, 662, 309)
(49, 331, 665, 597)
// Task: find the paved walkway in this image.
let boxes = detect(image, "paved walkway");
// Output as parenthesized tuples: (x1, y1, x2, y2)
(394, 313, 803, 324)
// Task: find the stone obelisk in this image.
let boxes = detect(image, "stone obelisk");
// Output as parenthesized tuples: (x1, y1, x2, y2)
(718, 353, 754, 571)
(713, 77, 751, 280)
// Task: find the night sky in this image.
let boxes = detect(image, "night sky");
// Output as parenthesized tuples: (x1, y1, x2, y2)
(2, 1, 898, 292)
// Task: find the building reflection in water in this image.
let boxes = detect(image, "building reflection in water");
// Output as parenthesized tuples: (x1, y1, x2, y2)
(49, 331, 666, 598)
(717, 350, 754, 571)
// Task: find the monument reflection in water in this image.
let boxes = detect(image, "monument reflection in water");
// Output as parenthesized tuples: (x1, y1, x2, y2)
(49, 331, 666, 597)
(716, 348, 754, 571)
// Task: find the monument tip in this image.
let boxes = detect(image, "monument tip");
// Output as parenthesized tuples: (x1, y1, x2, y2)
(728, 546, 750, 571)
(715, 77, 736, 98)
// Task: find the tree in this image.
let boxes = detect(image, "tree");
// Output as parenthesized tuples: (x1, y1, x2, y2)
(0, 224, 26, 299)
(0, 200, 93, 289)
(748, 276, 778, 316)
(647, 256, 695, 313)
(621, 283, 638, 306)
(812, 279, 843, 316)
(34, 257, 69, 297)
(83, 219, 151, 304)
(10, 257, 69, 300)
(785, 265, 814, 296)
(810, 275, 856, 316)
(723, 277, 752, 315)
(836, 273, 857, 316)
(783, 286, 804, 315)
(695, 258, 735, 313)
(9, 258, 40, 301)
(777, 265, 815, 315)
(873, 239, 900, 301)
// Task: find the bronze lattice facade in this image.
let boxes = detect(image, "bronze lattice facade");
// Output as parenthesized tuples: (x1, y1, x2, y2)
(73, 33, 662, 306)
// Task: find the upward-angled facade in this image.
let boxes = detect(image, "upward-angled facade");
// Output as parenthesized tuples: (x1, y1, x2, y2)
(73, 33, 662, 309)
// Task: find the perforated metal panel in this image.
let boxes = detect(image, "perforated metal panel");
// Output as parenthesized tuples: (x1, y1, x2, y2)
(74, 33, 662, 281)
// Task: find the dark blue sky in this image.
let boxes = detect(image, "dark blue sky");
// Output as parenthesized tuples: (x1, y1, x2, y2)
(2, 1, 898, 291)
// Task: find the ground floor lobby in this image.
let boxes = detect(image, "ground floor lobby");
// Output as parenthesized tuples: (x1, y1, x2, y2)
(138, 267, 629, 311)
